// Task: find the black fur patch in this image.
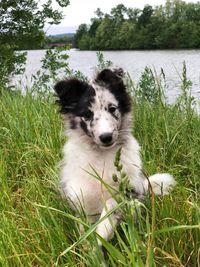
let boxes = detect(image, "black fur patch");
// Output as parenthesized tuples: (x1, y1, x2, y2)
(80, 120, 90, 136)
(69, 119, 77, 129)
(54, 79, 95, 115)
(75, 89, 95, 118)
(95, 69, 131, 114)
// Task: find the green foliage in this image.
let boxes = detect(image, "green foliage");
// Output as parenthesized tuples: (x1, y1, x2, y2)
(96, 51, 113, 70)
(0, 0, 69, 87)
(30, 49, 69, 94)
(0, 47, 26, 87)
(74, 0, 200, 50)
(74, 24, 88, 48)
(137, 67, 162, 104)
(29, 48, 87, 94)
(177, 61, 194, 114)
(113, 147, 132, 196)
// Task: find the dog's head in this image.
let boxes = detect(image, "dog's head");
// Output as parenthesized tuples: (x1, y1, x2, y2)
(54, 69, 131, 148)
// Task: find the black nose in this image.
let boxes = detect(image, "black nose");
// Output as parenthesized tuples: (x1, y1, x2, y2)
(99, 133, 113, 145)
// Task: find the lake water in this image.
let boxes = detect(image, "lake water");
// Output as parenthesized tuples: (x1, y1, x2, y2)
(16, 49, 200, 104)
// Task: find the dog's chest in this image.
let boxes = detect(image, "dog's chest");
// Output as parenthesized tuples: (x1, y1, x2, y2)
(64, 145, 117, 188)
(61, 137, 142, 215)
(61, 144, 120, 212)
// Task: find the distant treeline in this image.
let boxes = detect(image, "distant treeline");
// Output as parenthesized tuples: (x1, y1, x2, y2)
(15, 34, 74, 50)
(74, 0, 200, 50)
(45, 33, 74, 49)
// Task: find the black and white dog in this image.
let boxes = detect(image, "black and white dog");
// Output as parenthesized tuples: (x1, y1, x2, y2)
(54, 69, 175, 243)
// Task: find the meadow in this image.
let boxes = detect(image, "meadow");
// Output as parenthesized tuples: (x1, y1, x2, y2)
(0, 58, 199, 266)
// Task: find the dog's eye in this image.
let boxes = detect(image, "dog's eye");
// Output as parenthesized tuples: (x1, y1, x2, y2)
(108, 105, 117, 113)
(82, 110, 93, 120)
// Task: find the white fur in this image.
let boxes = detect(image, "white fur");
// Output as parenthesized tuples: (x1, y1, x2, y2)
(143, 173, 176, 195)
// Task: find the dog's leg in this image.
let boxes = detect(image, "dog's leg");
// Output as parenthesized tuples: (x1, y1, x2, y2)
(96, 198, 121, 245)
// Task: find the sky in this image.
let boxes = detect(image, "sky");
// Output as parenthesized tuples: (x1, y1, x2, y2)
(45, 0, 199, 35)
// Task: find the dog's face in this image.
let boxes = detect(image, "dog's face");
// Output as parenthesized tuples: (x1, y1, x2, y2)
(54, 69, 131, 148)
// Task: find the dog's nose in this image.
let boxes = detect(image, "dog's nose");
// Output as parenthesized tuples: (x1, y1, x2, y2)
(99, 133, 113, 145)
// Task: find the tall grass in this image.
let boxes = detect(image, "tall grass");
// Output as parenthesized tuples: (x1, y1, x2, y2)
(0, 64, 199, 266)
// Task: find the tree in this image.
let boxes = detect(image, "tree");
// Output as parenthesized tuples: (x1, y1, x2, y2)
(89, 18, 101, 37)
(126, 8, 141, 22)
(74, 24, 88, 48)
(95, 16, 115, 50)
(110, 4, 127, 22)
(138, 5, 153, 27)
(94, 8, 104, 20)
(0, 0, 69, 86)
(117, 21, 136, 49)
(74, 1, 200, 51)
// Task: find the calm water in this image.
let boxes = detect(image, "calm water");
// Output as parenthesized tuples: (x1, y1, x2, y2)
(16, 49, 200, 103)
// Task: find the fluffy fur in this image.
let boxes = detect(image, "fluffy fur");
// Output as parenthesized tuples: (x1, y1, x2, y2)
(54, 69, 176, 243)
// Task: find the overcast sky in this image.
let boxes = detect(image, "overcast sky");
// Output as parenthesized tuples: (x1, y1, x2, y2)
(45, 0, 199, 34)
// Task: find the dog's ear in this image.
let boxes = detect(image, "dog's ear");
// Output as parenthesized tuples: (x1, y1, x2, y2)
(54, 78, 89, 114)
(96, 68, 131, 114)
(96, 68, 124, 84)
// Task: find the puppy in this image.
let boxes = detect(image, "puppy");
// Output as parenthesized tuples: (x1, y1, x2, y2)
(54, 69, 175, 243)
